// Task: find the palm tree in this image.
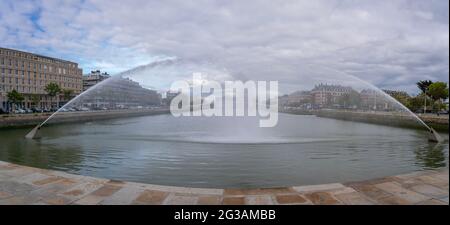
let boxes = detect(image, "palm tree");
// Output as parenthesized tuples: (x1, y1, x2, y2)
(416, 80, 433, 113)
(45, 82, 61, 109)
(7, 89, 24, 113)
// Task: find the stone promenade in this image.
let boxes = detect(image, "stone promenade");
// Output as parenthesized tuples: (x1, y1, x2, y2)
(0, 160, 448, 205)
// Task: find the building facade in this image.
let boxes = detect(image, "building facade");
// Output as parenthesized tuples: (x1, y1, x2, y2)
(0, 47, 82, 111)
(83, 70, 110, 91)
(75, 76, 162, 109)
(360, 89, 387, 110)
(311, 84, 353, 107)
(287, 91, 312, 106)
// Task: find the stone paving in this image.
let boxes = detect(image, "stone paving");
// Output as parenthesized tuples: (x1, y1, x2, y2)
(0, 160, 448, 205)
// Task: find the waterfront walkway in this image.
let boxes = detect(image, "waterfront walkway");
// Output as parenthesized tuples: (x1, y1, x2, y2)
(0, 160, 448, 205)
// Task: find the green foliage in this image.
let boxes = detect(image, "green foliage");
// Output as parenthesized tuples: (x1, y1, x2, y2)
(386, 90, 411, 107)
(62, 89, 74, 100)
(407, 94, 426, 112)
(44, 82, 61, 97)
(416, 80, 433, 94)
(7, 89, 24, 105)
(31, 94, 41, 106)
(428, 82, 449, 101)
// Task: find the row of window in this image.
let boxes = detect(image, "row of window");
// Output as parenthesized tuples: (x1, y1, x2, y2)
(0, 84, 78, 94)
(0, 58, 80, 75)
(0, 76, 80, 87)
(0, 49, 78, 68)
(1, 68, 82, 83)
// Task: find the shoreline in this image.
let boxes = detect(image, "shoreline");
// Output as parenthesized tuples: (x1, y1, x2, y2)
(1, 109, 448, 132)
(0, 108, 170, 129)
(282, 109, 449, 132)
(0, 160, 447, 205)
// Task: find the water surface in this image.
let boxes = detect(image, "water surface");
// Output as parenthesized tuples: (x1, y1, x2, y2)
(0, 113, 448, 188)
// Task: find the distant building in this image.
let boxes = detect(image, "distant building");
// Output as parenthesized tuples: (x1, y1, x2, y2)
(75, 77, 161, 109)
(360, 89, 387, 110)
(311, 84, 353, 107)
(82, 70, 110, 91)
(164, 91, 180, 106)
(0, 47, 82, 111)
(287, 91, 312, 106)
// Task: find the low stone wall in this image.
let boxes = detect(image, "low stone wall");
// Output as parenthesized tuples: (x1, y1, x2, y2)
(315, 110, 449, 132)
(0, 108, 170, 128)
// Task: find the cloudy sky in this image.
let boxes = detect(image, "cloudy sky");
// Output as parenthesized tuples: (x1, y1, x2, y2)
(0, 0, 448, 94)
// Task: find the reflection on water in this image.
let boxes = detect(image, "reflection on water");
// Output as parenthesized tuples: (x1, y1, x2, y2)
(414, 144, 447, 169)
(0, 114, 448, 188)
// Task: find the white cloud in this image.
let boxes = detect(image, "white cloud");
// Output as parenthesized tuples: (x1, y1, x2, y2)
(0, 0, 448, 93)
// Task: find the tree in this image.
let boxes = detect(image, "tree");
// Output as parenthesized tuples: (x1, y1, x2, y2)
(416, 80, 433, 113)
(7, 89, 24, 112)
(385, 90, 411, 110)
(45, 82, 61, 108)
(407, 94, 426, 112)
(417, 80, 433, 93)
(62, 89, 74, 101)
(427, 82, 449, 112)
(31, 94, 41, 107)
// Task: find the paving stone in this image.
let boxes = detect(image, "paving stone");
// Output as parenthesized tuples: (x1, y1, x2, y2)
(0, 181, 37, 195)
(377, 196, 412, 205)
(0, 195, 41, 205)
(0, 174, 11, 180)
(304, 192, 341, 205)
(100, 186, 144, 205)
(7, 168, 39, 177)
(0, 191, 13, 199)
(293, 183, 345, 193)
(409, 184, 448, 199)
(224, 187, 295, 196)
(415, 175, 448, 187)
(334, 192, 374, 205)
(73, 194, 104, 205)
(275, 194, 309, 204)
(163, 194, 198, 205)
(347, 183, 392, 200)
(329, 187, 357, 195)
(90, 184, 122, 197)
(197, 195, 222, 205)
(223, 197, 246, 205)
(394, 171, 429, 180)
(48, 170, 109, 183)
(130, 183, 223, 195)
(245, 195, 274, 205)
(439, 196, 449, 203)
(32, 176, 65, 186)
(0, 160, 448, 205)
(430, 172, 449, 182)
(133, 190, 169, 205)
(42, 196, 73, 205)
(60, 182, 105, 200)
(416, 199, 447, 205)
(9, 172, 51, 185)
(375, 182, 430, 204)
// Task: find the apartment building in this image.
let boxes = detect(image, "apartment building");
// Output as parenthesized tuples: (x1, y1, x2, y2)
(0, 47, 83, 111)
